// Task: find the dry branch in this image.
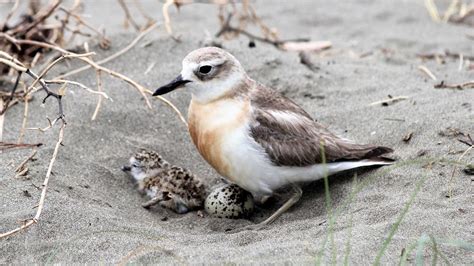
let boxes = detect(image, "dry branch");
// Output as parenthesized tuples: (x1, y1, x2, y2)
(45, 79, 109, 99)
(424, 0, 441, 22)
(91, 70, 103, 121)
(417, 51, 474, 61)
(3, 31, 189, 125)
(58, 6, 111, 49)
(369, 96, 409, 106)
(0, 98, 3, 141)
(434, 80, 474, 90)
(56, 22, 159, 79)
(1, 34, 152, 109)
(163, 0, 178, 39)
(15, 149, 37, 174)
(7, 0, 61, 36)
(0, 141, 42, 151)
(0, 122, 65, 239)
(0, 0, 19, 30)
(26, 117, 62, 132)
(0, 71, 22, 115)
(0, 51, 68, 120)
(17, 87, 29, 143)
(118, 0, 141, 31)
(458, 134, 474, 148)
(418, 65, 437, 81)
(214, 11, 311, 50)
(448, 144, 473, 199)
(133, 0, 155, 25)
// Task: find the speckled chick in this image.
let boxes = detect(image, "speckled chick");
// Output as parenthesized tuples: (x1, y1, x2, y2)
(205, 184, 254, 219)
(122, 149, 206, 214)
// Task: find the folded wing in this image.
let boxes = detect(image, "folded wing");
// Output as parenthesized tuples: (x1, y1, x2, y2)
(249, 84, 393, 167)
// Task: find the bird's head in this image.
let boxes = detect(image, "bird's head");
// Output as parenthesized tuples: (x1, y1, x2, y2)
(153, 47, 247, 103)
(121, 149, 168, 181)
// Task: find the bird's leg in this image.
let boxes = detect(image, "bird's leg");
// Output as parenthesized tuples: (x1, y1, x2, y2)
(256, 184, 302, 227)
(232, 184, 303, 232)
(142, 191, 171, 209)
(142, 197, 162, 209)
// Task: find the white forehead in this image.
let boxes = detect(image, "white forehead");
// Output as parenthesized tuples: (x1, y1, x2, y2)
(180, 47, 243, 81)
(182, 47, 234, 65)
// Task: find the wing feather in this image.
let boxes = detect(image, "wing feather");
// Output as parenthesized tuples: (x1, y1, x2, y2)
(248, 84, 392, 167)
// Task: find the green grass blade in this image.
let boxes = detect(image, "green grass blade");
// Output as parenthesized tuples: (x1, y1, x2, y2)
(429, 235, 438, 266)
(373, 173, 428, 265)
(315, 142, 336, 265)
(314, 155, 468, 265)
(415, 234, 430, 265)
(343, 174, 357, 266)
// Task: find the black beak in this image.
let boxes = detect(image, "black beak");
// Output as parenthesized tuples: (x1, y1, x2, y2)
(121, 165, 131, 172)
(153, 74, 191, 96)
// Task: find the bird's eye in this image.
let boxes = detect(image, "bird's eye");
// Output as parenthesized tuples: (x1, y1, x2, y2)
(132, 162, 139, 168)
(199, 65, 212, 74)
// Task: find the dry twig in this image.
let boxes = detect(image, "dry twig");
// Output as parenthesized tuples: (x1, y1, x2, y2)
(0, 141, 42, 151)
(15, 149, 37, 174)
(458, 134, 474, 148)
(118, 0, 141, 31)
(0, 51, 67, 120)
(45, 79, 109, 99)
(448, 144, 473, 198)
(434, 80, 474, 90)
(18, 82, 30, 143)
(417, 51, 474, 61)
(369, 95, 409, 106)
(0, 0, 19, 30)
(56, 22, 159, 79)
(216, 20, 309, 49)
(0, 98, 3, 141)
(0, 122, 65, 239)
(26, 117, 62, 132)
(91, 70, 103, 121)
(418, 65, 437, 81)
(6, 0, 61, 36)
(0, 71, 22, 115)
(133, 0, 156, 26)
(1, 35, 152, 109)
(58, 6, 111, 49)
(424, 0, 441, 22)
(162, 0, 176, 38)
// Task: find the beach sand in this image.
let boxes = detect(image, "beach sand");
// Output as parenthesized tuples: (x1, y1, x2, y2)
(1, 0, 473, 264)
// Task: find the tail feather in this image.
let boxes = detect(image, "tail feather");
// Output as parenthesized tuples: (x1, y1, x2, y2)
(335, 144, 394, 162)
(362, 146, 394, 159)
(280, 154, 395, 185)
(326, 158, 393, 174)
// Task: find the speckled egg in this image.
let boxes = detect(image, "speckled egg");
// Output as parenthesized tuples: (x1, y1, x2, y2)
(204, 184, 254, 219)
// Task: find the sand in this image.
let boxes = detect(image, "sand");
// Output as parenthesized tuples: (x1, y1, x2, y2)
(1, 0, 473, 264)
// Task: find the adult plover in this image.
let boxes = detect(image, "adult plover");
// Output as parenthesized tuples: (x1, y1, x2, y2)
(153, 47, 393, 229)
